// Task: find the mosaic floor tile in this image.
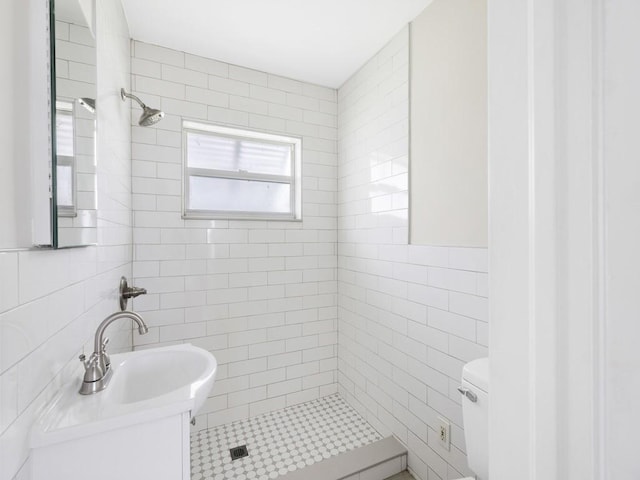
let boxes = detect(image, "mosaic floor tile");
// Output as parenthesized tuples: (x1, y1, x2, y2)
(190, 394, 382, 480)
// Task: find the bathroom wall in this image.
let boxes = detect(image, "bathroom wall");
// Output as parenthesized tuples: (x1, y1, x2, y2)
(337, 27, 488, 480)
(128, 41, 338, 429)
(0, 0, 132, 478)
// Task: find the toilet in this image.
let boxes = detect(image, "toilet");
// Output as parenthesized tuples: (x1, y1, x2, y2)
(456, 357, 489, 480)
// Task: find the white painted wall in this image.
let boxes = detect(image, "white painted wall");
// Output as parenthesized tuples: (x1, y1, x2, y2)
(410, 0, 487, 248)
(0, 0, 133, 478)
(128, 40, 339, 430)
(337, 28, 488, 480)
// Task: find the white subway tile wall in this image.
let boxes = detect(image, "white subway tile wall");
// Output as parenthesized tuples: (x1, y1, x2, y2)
(129, 41, 339, 430)
(0, 3, 133, 479)
(337, 28, 488, 480)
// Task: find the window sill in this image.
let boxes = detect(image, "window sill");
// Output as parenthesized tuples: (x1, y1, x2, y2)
(182, 211, 302, 222)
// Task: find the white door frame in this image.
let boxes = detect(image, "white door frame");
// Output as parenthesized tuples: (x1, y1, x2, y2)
(488, 0, 608, 478)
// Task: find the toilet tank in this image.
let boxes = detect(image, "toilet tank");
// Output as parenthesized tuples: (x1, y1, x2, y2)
(461, 357, 489, 480)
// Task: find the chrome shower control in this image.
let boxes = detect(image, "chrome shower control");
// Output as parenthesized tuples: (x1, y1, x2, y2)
(457, 386, 478, 403)
(119, 276, 147, 310)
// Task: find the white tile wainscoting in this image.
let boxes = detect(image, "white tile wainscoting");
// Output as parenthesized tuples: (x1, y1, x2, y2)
(337, 28, 488, 480)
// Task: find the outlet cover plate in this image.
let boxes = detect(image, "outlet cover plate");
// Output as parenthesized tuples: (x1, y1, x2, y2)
(437, 416, 451, 451)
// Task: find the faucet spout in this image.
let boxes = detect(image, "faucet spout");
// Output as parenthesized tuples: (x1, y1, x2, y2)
(94, 310, 148, 356)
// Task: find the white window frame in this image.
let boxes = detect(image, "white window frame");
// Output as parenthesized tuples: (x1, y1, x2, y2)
(182, 120, 302, 221)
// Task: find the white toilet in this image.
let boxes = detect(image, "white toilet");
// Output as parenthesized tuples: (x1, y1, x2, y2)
(456, 357, 489, 480)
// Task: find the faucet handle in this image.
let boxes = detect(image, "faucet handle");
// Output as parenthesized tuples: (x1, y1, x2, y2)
(79, 352, 98, 370)
(79, 353, 94, 369)
(101, 337, 109, 351)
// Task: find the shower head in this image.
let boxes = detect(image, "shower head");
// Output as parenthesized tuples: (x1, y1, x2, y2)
(78, 97, 96, 114)
(139, 106, 164, 126)
(120, 88, 164, 126)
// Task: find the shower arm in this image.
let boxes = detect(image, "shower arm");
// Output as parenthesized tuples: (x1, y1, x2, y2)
(121, 88, 147, 109)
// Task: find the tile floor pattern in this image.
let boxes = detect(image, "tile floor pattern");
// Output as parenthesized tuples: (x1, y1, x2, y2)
(190, 394, 382, 480)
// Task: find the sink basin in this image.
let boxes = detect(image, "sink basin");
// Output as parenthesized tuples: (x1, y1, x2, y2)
(31, 344, 217, 449)
(108, 345, 216, 414)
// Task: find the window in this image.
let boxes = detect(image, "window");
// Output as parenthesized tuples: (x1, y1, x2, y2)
(55, 100, 76, 217)
(183, 121, 302, 220)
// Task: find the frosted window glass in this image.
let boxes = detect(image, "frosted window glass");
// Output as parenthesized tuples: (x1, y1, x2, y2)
(56, 111, 74, 157)
(187, 132, 291, 176)
(189, 177, 290, 214)
(56, 164, 73, 206)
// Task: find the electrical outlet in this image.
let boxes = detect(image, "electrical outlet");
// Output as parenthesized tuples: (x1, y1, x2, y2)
(437, 416, 451, 451)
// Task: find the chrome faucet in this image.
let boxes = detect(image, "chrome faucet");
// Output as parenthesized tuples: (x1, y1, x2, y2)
(79, 310, 149, 395)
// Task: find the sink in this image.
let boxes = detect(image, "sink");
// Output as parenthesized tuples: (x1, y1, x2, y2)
(108, 345, 216, 414)
(31, 344, 217, 449)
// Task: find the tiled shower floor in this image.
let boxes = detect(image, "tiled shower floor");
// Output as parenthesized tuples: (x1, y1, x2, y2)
(190, 394, 382, 480)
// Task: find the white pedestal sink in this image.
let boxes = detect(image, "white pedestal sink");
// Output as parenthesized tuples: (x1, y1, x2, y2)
(30, 344, 217, 480)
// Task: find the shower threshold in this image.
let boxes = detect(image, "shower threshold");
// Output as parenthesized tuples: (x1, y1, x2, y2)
(190, 394, 407, 480)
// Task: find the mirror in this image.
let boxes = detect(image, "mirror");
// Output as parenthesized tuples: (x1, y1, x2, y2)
(52, 0, 97, 247)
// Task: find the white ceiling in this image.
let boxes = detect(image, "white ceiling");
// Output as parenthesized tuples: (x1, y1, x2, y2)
(121, 0, 431, 88)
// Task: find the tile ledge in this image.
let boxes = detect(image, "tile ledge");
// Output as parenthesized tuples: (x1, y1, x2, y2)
(279, 436, 407, 480)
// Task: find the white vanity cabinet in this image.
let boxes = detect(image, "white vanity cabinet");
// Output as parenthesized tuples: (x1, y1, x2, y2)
(31, 411, 192, 480)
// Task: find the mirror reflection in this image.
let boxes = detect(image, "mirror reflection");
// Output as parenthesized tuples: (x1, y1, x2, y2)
(53, 0, 97, 247)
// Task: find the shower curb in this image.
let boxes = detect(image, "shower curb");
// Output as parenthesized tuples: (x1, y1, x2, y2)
(279, 436, 407, 480)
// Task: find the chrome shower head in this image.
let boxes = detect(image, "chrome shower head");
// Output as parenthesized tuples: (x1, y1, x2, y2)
(120, 88, 164, 126)
(139, 106, 164, 126)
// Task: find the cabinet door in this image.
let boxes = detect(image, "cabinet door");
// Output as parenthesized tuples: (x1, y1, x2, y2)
(31, 415, 186, 480)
